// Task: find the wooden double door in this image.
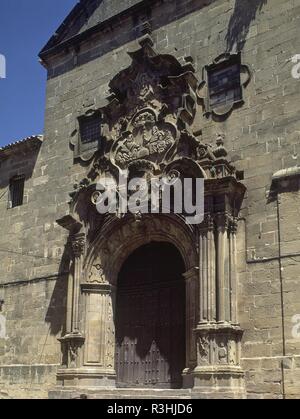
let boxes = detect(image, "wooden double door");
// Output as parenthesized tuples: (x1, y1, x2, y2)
(115, 242, 186, 389)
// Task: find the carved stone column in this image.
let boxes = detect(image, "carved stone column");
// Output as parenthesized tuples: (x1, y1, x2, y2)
(215, 213, 230, 323)
(229, 218, 238, 325)
(71, 233, 85, 332)
(198, 215, 216, 324)
(57, 233, 86, 385)
(192, 213, 245, 398)
(182, 267, 199, 388)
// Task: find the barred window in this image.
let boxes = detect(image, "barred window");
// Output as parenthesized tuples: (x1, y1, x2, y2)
(208, 62, 242, 109)
(80, 114, 101, 144)
(9, 176, 25, 208)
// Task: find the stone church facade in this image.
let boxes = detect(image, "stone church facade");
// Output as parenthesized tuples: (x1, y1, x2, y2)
(1, 0, 300, 399)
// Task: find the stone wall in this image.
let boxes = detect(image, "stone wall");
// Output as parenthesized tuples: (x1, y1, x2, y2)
(0, 145, 68, 397)
(0, 0, 300, 398)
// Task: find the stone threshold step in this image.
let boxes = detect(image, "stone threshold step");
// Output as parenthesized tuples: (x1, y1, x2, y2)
(49, 388, 194, 400)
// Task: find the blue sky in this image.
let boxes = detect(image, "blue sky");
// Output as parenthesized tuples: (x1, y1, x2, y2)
(0, 0, 77, 146)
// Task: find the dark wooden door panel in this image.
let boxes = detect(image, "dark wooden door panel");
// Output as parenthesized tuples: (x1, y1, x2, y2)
(116, 243, 185, 389)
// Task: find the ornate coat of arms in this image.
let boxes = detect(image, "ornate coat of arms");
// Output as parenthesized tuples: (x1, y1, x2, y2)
(113, 110, 177, 169)
(72, 33, 202, 172)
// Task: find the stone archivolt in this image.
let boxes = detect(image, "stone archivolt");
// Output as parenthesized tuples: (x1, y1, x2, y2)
(56, 35, 247, 398)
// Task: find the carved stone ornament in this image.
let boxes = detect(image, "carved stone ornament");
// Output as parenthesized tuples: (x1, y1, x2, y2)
(105, 298, 115, 369)
(69, 341, 79, 368)
(91, 191, 102, 205)
(218, 342, 228, 365)
(112, 110, 177, 169)
(197, 336, 210, 363)
(71, 34, 198, 166)
(71, 235, 85, 257)
(88, 264, 107, 284)
(197, 52, 251, 119)
(59, 333, 85, 370)
(68, 39, 248, 217)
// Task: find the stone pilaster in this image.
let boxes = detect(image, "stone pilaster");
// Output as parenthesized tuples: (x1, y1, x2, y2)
(79, 282, 116, 387)
(57, 260, 117, 389)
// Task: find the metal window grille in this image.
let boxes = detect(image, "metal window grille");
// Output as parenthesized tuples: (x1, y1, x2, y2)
(9, 176, 25, 208)
(80, 115, 101, 144)
(208, 63, 242, 109)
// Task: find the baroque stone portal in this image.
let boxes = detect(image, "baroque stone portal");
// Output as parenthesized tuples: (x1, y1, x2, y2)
(56, 33, 246, 398)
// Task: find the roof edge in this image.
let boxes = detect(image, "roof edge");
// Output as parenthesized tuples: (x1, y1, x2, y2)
(39, 0, 155, 61)
(0, 135, 44, 160)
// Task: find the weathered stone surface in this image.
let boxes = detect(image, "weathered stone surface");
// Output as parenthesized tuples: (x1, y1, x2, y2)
(1, 0, 300, 399)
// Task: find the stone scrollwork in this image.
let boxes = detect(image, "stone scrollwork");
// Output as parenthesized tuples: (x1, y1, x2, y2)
(91, 191, 102, 205)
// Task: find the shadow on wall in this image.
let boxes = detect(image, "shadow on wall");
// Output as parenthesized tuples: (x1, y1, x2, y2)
(226, 0, 268, 52)
(45, 244, 70, 337)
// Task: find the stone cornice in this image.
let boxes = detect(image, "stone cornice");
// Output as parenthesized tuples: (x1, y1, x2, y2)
(0, 135, 43, 161)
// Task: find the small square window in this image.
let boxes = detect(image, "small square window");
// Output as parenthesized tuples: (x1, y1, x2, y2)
(72, 112, 104, 160)
(9, 176, 25, 209)
(80, 114, 101, 144)
(208, 62, 242, 110)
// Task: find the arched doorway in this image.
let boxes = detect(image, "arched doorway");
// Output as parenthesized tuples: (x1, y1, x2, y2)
(115, 242, 186, 389)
